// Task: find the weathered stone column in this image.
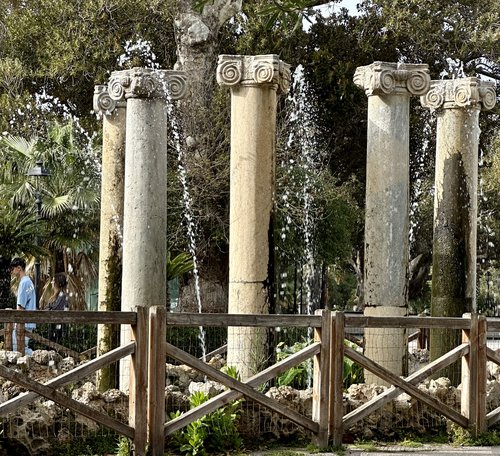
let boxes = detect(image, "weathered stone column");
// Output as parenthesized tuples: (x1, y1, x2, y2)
(93, 85, 126, 391)
(354, 61, 430, 384)
(108, 67, 187, 391)
(421, 78, 496, 380)
(217, 54, 290, 379)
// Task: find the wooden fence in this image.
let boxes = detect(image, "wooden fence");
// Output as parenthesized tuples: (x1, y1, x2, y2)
(0, 308, 499, 455)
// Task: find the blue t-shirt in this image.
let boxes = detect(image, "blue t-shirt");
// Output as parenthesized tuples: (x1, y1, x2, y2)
(17, 275, 36, 329)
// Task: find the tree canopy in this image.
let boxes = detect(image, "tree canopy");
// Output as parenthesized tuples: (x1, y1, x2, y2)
(0, 0, 498, 311)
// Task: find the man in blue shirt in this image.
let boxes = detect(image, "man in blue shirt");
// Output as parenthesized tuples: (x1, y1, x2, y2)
(10, 257, 36, 355)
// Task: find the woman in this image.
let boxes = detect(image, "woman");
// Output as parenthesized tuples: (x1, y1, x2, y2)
(46, 273, 69, 342)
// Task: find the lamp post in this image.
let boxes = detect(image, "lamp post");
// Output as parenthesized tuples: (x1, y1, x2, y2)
(27, 160, 51, 305)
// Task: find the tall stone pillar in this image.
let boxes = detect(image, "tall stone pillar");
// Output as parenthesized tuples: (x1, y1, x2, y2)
(217, 54, 290, 379)
(421, 78, 496, 380)
(354, 62, 430, 384)
(93, 85, 126, 391)
(107, 67, 187, 391)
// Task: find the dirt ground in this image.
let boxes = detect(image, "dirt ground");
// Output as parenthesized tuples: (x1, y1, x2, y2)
(248, 443, 500, 455)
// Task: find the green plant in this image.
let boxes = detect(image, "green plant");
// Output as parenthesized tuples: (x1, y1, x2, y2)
(116, 436, 131, 456)
(276, 339, 311, 389)
(169, 377, 242, 455)
(343, 340, 364, 388)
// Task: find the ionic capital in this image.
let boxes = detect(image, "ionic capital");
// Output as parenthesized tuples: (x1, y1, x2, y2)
(420, 78, 496, 111)
(108, 67, 188, 101)
(216, 54, 291, 94)
(353, 61, 430, 97)
(93, 85, 126, 115)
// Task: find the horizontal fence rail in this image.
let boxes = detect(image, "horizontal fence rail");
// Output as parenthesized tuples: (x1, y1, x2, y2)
(0, 309, 499, 455)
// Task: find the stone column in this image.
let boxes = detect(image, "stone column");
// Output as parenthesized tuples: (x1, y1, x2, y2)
(421, 78, 496, 379)
(354, 61, 430, 384)
(93, 85, 126, 391)
(217, 54, 290, 379)
(108, 67, 187, 391)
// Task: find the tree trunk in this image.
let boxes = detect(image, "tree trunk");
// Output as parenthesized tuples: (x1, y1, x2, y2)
(172, 0, 242, 308)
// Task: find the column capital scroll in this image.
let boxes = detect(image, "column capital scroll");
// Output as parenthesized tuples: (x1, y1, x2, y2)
(93, 85, 126, 115)
(108, 67, 188, 101)
(420, 78, 496, 111)
(353, 61, 430, 97)
(216, 54, 291, 94)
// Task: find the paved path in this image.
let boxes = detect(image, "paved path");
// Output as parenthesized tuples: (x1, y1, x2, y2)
(249, 444, 500, 455)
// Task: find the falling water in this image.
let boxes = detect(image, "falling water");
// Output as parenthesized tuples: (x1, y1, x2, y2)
(161, 77, 207, 362)
(281, 65, 322, 387)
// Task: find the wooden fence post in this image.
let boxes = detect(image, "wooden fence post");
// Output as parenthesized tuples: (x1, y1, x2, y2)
(312, 309, 331, 448)
(17, 323, 25, 354)
(476, 314, 487, 435)
(461, 313, 471, 423)
(462, 313, 487, 437)
(148, 305, 166, 455)
(330, 311, 345, 447)
(5, 322, 13, 351)
(130, 306, 148, 456)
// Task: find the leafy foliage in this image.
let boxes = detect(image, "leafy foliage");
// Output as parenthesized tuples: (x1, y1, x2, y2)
(167, 252, 194, 282)
(169, 382, 242, 455)
(276, 339, 311, 389)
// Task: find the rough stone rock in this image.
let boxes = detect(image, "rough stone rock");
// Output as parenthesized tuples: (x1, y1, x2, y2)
(58, 357, 75, 373)
(31, 350, 62, 366)
(166, 363, 204, 389)
(7, 351, 21, 364)
(16, 355, 30, 371)
(188, 379, 225, 397)
(0, 351, 10, 366)
(166, 385, 189, 412)
(208, 354, 225, 370)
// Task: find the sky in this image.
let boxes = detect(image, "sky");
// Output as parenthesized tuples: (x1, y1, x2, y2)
(304, 0, 360, 31)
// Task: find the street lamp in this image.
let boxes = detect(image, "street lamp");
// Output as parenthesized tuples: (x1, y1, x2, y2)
(27, 160, 51, 305)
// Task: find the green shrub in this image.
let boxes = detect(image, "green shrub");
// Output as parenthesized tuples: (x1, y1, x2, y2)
(169, 376, 242, 455)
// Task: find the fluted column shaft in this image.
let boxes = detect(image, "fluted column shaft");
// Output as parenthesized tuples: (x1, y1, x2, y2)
(94, 85, 126, 391)
(421, 78, 496, 378)
(217, 54, 290, 379)
(354, 61, 430, 384)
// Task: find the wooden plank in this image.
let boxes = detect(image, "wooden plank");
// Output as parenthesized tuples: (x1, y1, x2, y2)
(130, 307, 148, 456)
(487, 347, 500, 366)
(487, 406, 500, 427)
(148, 306, 166, 456)
(312, 309, 331, 448)
(461, 314, 472, 422)
(330, 312, 345, 447)
(466, 314, 478, 431)
(408, 331, 420, 342)
(0, 362, 134, 438)
(25, 330, 81, 359)
(476, 315, 487, 434)
(344, 315, 470, 330)
(17, 324, 25, 354)
(166, 313, 322, 328)
(202, 344, 227, 361)
(165, 342, 321, 435)
(344, 343, 469, 428)
(80, 346, 97, 358)
(344, 346, 469, 428)
(0, 310, 136, 325)
(4, 322, 13, 351)
(0, 342, 135, 416)
(166, 342, 319, 433)
(484, 319, 500, 331)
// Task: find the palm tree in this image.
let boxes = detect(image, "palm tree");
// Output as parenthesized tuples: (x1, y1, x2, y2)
(0, 121, 100, 310)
